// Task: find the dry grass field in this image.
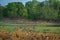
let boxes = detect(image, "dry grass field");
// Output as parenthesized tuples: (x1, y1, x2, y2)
(0, 28, 60, 40)
(0, 20, 60, 40)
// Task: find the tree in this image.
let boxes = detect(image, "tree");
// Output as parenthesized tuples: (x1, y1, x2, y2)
(36, 2, 45, 20)
(5, 2, 18, 18)
(5, 2, 27, 18)
(0, 4, 5, 19)
(0, 0, 59, 22)
(43, 0, 58, 21)
(25, 0, 40, 20)
(57, 1, 60, 20)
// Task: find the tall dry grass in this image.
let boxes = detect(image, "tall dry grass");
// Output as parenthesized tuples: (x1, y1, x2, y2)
(0, 27, 60, 40)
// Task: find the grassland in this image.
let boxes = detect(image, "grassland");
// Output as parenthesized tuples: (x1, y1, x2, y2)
(0, 21, 60, 40)
(0, 20, 60, 34)
(0, 23, 60, 34)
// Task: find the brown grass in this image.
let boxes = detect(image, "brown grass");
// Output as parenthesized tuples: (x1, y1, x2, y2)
(0, 27, 60, 40)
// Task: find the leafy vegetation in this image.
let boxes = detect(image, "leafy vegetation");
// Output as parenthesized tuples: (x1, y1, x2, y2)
(0, 0, 60, 21)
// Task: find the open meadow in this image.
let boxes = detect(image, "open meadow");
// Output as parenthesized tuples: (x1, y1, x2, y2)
(0, 22, 60, 40)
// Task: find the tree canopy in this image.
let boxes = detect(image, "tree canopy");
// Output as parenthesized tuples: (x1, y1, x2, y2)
(0, 0, 60, 21)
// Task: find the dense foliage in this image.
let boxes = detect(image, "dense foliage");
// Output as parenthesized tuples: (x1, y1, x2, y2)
(0, 0, 60, 21)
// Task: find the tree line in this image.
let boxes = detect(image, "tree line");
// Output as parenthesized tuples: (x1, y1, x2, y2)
(0, 0, 60, 21)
